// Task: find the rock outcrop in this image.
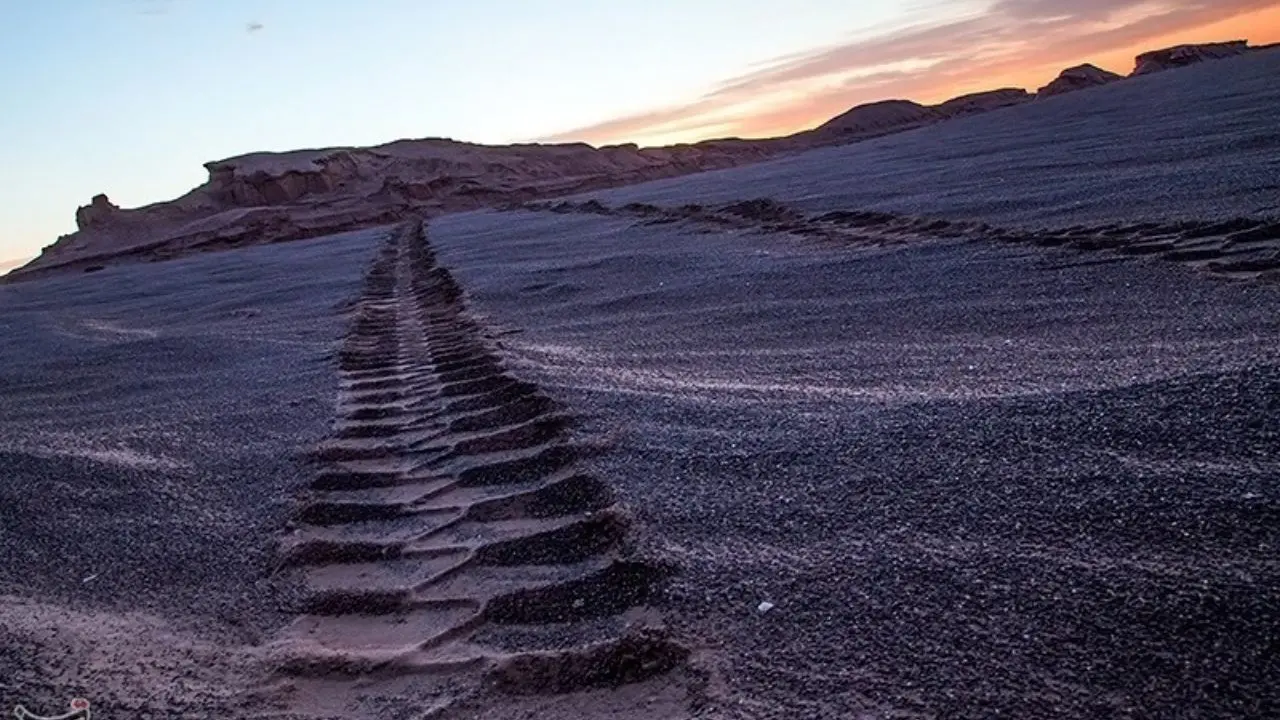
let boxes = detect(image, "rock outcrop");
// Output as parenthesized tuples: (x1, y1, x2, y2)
(74, 194, 121, 230)
(1132, 40, 1251, 75)
(1037, 64, 1124, 97)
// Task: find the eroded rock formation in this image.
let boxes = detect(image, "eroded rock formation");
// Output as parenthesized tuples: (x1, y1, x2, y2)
(74, 194, 120, 230)
(1132, 40, 1251, 75)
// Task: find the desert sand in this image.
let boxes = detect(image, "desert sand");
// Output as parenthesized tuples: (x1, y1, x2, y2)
(2, 40, 1279, 720)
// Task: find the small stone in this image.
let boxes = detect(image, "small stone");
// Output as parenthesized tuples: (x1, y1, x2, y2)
(757, 601, 775, 614)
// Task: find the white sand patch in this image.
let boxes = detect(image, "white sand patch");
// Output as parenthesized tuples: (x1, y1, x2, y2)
(7, 435, 190, 472)
(80, 319, 160, 339)
(50, 317, 161, 343)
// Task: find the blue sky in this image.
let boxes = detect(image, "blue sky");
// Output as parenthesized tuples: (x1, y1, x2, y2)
(2, 0, 1277, 266)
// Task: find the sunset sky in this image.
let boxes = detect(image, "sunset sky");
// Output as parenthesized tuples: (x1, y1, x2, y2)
(2, 0, 1279, 266)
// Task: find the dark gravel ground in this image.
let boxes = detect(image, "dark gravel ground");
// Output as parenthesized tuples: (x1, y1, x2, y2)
(428, 207, 1280, 719)
(0, 226, 386, 715)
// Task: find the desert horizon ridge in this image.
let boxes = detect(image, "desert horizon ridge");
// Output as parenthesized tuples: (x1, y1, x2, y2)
(4, 12, 1280, 719)
(5, 38, 1268, 281)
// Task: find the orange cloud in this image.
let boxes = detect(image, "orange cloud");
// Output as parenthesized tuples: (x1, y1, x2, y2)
(546, 0, 1280, 146)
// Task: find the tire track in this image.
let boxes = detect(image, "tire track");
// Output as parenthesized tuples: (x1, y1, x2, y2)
(523, 198, 1280, 281)
(264, 220, 689, 717)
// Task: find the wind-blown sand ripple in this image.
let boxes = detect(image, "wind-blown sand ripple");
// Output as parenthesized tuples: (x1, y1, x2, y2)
(524, 197, 1280, 281)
